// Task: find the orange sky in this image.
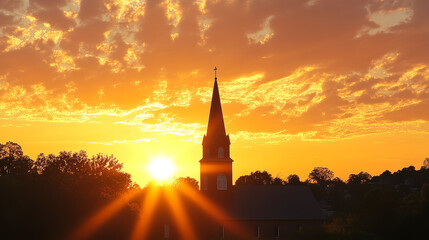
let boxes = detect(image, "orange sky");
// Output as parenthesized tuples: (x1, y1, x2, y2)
(1, 0, 428, 186)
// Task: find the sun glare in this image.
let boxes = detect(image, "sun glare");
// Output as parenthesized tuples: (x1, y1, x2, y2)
(147, 156, 176, 183)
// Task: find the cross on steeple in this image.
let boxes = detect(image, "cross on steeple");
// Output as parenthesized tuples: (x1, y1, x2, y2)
(214, 66, 217, 79)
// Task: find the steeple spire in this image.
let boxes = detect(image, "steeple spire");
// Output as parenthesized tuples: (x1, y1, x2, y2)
(206, 67, 226, 138)
(200, 68, 232, 199)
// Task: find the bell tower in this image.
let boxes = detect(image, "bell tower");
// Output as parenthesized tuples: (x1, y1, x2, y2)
(200, 67, 233, 206)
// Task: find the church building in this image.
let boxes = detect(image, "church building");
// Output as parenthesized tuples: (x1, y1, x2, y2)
(196, 68, 325, 239)
(141, 69, 325, 240)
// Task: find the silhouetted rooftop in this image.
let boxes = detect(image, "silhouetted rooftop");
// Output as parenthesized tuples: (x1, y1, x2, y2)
(232, 185, 325, 220)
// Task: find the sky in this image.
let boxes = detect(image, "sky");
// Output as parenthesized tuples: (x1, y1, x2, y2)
(1, 0, 428, 186)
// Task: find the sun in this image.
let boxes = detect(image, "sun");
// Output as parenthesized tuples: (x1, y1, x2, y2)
(147, 156, 176, 183)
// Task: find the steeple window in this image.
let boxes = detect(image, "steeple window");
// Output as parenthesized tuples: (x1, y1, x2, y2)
(217, 174, 227, 190)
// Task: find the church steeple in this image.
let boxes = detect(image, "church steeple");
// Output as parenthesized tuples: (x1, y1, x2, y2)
(200, 67, 233, 203)
(202, 67, 231, 154)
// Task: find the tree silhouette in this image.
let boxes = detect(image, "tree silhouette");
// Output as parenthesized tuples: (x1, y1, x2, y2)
(0, 142, 33, 176)
(423, 158, 429, 169)
(348, 171, 372, 184)
(273, 176, 286, 185)
(235, 170, 284, 185)
(308, 167, 334, 186)
(331, 177, 344, 184)
(173, 176, 199, 190)
(35, 151, 131, 199)
(287, 174, 301, 185)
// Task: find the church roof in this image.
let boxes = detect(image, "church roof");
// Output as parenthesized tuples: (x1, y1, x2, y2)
(206, 77, 226, 139)
(231, 185, 325, 220)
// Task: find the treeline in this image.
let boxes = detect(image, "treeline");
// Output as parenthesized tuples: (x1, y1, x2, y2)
(2, 141, 429, 240)
(234, 166, 429, 240)
(0, 142, 136, 239)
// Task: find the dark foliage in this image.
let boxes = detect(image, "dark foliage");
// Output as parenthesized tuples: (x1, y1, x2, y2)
(293, 166, 429, 240)
(423, 158, 429, 169)
(0, 142, 134, 239)
(172, 176, 199, 190)
(348, 171, 372, 184)
(308, 167, 334, 186)
(235, 170, 285, 185)
(0, 141, 33, 176)
(287, 174, 301, 185)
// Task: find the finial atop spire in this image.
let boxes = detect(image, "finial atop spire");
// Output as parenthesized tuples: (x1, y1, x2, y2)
(214, 66, 217, 79)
